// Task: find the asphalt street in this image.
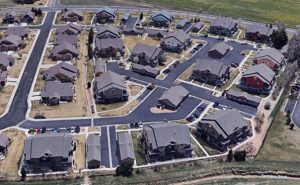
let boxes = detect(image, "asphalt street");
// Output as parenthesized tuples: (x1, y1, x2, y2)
(109, 126, 120, 167)
(101, 126, 110, 168)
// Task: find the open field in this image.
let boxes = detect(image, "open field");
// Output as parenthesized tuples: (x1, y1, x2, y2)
(0, 86, 14, 116)
(0, 129, 26, 178)
(61, 0, 300, 27)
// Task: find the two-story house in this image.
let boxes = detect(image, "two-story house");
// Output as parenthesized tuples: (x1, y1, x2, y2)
(253, 48, 284, 72)
(208, 42, 231, 59)
(43, 62, 79, 82)
(245, 24, 274, 43)
(95, 38, 125, 58)
(158, 85, 189, 110)
(209, 18, 237, 37)
(150, 10, 174, 27)
(94, 7, 116, 24)
(160, 31, 192, 53)
(62, 9, 84, 22)
(96, 25, 120, 39)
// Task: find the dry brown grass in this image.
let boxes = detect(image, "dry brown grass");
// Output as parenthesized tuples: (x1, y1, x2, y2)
(88, 127, 100, 132)
(157, 56, 174, 71)
(73, 135, 86, 171)
(42, 48, 56, 65)
(99, 100, 140, 117)
(86, 60, 95, 82)
(55, 11, 95, 25)
(0, 85, 14, 116)
(0, 129, 26, 178)
(124, 36, 160, 51)
(32, 13, 45, 25)
(216, 68, 241, 91)
(178, 64, 194, 81)
(128, 84, 143, 97)
(33, 69, 46, 92)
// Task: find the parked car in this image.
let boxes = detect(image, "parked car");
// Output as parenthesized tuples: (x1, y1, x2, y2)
(41, 127, 47, 134)
(163, 68, 171, 74)
(213, 102, 219, 108)
(193, 110, 201, 118)
(186, 115, 196, 122)
(231, 62, 239, 68)
(75, 126, 80, 133)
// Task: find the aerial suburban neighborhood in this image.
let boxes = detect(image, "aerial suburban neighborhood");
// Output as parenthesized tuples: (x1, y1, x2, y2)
(0, 0, 300, 185)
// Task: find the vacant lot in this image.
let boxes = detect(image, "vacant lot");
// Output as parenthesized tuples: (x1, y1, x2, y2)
(73, 135, 86, 171)
(0, 129, 26, 178)
(61, 0, 300, 27)
(124, 36, 160, 51)
(0, 86, 14, 116)
(131, 131, 147, 166)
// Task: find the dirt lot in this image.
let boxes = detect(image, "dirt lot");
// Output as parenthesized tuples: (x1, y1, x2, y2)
(33, 69, 46, 92)
(131, 131, 147, 166)
(0, 129, 26, 178)
(0, 85, 15, 116)
(99, 100, 140, 117)
(73, 135, 86, 171)
(128, 84, 143, 97)
(124, 36, 160, 51)
(55, 11, 95, 25)
(178, 64, 194, 81)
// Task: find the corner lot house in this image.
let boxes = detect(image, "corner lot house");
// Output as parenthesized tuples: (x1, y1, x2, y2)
(0, 70, 8, 89)
(141, 122, 192, 163)
(131, 63, 160, 78)
(21, 11, 35, 23)
(196, 109, 251, 151)
(0, 34, 24, 52)
(209, 18, 237, 36)
(160, 31, 192, 53)
(95, 38, 125, 58)
(95, 7, 116, 24)
(43, 62, 79, 82)
(245, 24, 274, 43)
(226, 89, 261, 108)
(208, 42, 231, 59)
(158, 85, 189, 110)
(239, 63, 275, 94)
(86, 134, 101, 169)
(62, 9, 84, 22)
(56, 23, 83, 35)
(23, 133, 74, 173)
(253, 48, 284, 71)
(2, 12, 16, 24)
(50, 41, 79, 61)
(151, 10, 174, 27)
(118, 132, 135, 163)
(176, 19, 190, 29)
(93, 71, 128, 104)
(96, 25, 120, 39)
(6, 27, 29, 39)
(0, 53, 14, 71)
(131, 43, 165, 67)
(191, 22, 204, 33)
(41, 80, 74, 106)
(191, 60, 230, 86)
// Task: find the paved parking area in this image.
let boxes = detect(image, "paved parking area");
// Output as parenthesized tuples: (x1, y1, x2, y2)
(100, 126, 110, 168)
(109, 126, 120, 167)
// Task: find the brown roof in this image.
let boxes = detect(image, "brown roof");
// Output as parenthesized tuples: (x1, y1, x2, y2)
(41, 80, 74, 98)
(54, 34, 78, 46)
(95, 38, 124, 50)
(52, 41, 79, 57)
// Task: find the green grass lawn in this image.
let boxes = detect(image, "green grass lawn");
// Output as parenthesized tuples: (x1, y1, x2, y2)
(61, 0, 300, 27)
(0, 0, 15, 7)
(131, 131, 147, 166)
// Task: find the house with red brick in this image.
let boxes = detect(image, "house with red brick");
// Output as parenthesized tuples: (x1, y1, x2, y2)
(253, 48, 284, 72)
(239, 63, 275, 94)
(245, 24, 274, 44)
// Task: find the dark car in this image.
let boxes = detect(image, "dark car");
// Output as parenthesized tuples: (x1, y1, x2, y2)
(193, 110, 201, 118)
(231, 62, 239, 68)
(213, 102, 219, 108)
(75, 126, 80, 133)
(186, 115, 196, 122)
(163, 68, 171, 74)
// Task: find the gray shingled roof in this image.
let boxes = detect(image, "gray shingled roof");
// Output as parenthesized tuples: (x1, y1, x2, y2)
(152, 10, 173, 21)
(6, 27, 29, 37)
(95, 61, 106, 74)
(63, 9, 83, 19)
(227, 89, 261, 103)
(118, 132, 135, 161)
(246, 24, 274, 36)
(94, 71, 126, 92)
(52, 41, 79, 56)
(41, 80, 74, 98)
(254, 48, 284, 65)
(163, 30, 190, 44)
(96, 25, 120, 38)
(54, 34, 78, 46)
(0, 53, 14, 67)
(243, 63, 275, 84)
(132, 43, 162, 61)
(86, 134, 101, 163)
(201, 109, 246, 138)
(44, 62, 78, 80)
(96, 7, 115, 16)
(209, 42, 231, 56)
(24, 133, 73, 161)
(194, 59, 229, 77)
(177, 19, 189, 27)
(193, 22, 204, 29)
(1, 34, 22, 46)
(22, 11, 35, 19)
(211, 18, 236, 29)
(0, 70, 7, 82)
(132, 63, 159, 75)
(158, 85, 189, 108)
(0, 135, 9, 147)
(95, 38, 124, 50)
(144, 122, 191, 149)
(57, 23, 83, 35)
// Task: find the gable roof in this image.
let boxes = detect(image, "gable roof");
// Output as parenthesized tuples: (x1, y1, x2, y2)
(163, 30, 190, 44)
(226, 89, 261, 103)
(95, 61, 106, 74)
(118, 132, 135, 161)
(158, 85, 189, 107)
(242, 63, 275, 84)
(201, 109, 246, 138)
(0, 135, 9, 147)
(44, 62, 78, 80)
(94, 71, 126, 92)
(95, 38, 124, 50)
(132, 43, 162, 60)
(96, 25, 120, 38)
(0, 34, 22, 46)
(0, 53, 14, 67)
(177, 19, 189, 27)
(96, 7, 116, 16)
(54, 34, 78, 46)
(211, 18, 236, 29)
(209, 42, 231, 55)
(41, 80, 74, 98)
(144, 122, 190, 149)
(254, 48, 284, 65)
(22, 11, 35, 19)
(194, 59, 229, 77)
(152, 10, 173, 21)
(132, 63, 160, 75)
(56, 23, 83, 35)
(63, 9, 83, 18)
(246, 24, 274, 36)
(52, 41, 79, 56)
(86, 134, 101, 162)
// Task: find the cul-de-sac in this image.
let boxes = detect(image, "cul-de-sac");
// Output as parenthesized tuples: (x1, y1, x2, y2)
(0, 0, 300, 184)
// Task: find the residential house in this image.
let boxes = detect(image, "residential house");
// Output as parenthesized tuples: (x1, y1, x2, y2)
(94, 7, 116, 24)
(253, 48, 284, 71)
(21, 11, 35, 23)
(151, 10, 174, 27)
(86, 134, 101, 169)
(196, 109, 250, 151)
(94, 62, 106, 76)
(147, 29, 167, 38)
(208, 42, 231, 59)
(6, 27, 29, 39)
(191, 22, 204, 33)
(176, 19, 190, 29)
(95, 38, 125, 58)
(96, 25, 120, 39)
(62, 9, 84, 22)
(50, 41, 79, 61)
(0, 135, 9, 156)
(191, 60, 230, 86)
(245, 24, 274, 43)
(281, 44, 289, 58)
(131, 63, 160, 78)
(160, 31, 192, 53)
(41, 80, 74, 106)
(226, 89, 261, 108)
(120, 13, 130, 24)
(0, 53, 14, 71)
(93, 71, 128, 104)
(118, 132, 135, 163)
(56, 23, 83, 35)
(0, 34, 24, 52)
(141, 122, 192, 163)
(122, 27, 144, 36)
(239, 63, 275, 94)
(0, 70, 7, 89)
(16, 0, 39, 4)
(130, 43, 165, 67)
(23, 133, 74, 173)
(43, 62, 79, 82)
(2, 12, 16, 24)
(54, 34, 78, 46)
(209, 18, 237, 36)
(158, 85, 189, 110)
